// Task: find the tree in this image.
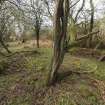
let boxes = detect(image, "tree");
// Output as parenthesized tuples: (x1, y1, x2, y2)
(43, 0, 53, 18)
(23, 0, 44, 48)
(30, 0, 43, 48)
(47, 0, 69, 85)
(69, 0, 85, 42)
(87, 0, 94, 48)
(0, 0, 23, 53)
(0, 2, 11, 53)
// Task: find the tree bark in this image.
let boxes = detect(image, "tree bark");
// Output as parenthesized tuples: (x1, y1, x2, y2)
(47, 0, 69, 86)
(87, 0, 94, 48)
(36, 29, 40, 48)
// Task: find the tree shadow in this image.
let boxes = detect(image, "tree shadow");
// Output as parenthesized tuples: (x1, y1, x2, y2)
(56, 67, 92, 84)
(56, 70, 73, 83)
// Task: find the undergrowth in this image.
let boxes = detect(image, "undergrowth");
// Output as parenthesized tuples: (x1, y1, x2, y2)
(0, 46, 105, 105)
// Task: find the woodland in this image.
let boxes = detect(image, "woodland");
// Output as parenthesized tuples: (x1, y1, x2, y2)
(0, 0, 105, 105)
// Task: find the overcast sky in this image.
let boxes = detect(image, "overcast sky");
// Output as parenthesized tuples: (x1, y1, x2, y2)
(77, 0, 104, 19)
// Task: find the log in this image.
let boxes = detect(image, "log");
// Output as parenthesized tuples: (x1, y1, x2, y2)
(67, 31, 99, 48)
(76, 31, 99, 41)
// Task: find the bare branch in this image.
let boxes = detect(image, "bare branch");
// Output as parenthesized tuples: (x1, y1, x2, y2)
(75, 0, 85, 22)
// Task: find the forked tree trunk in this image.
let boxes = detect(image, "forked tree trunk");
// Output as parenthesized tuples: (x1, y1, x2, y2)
(47, 0, 69, 85)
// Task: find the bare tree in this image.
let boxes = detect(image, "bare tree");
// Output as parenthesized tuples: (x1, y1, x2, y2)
(67, 0, 85, 43)
(28, 0, 44, 48)
(75, 0, 85, 22)
(43, 0, 53, 18)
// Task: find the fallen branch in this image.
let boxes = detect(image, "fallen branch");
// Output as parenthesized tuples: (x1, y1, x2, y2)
(76, 31, 99, 41)
(5, 50, 40, 58)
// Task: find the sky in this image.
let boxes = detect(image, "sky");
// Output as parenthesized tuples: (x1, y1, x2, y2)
(81, 0, 101, 8)
(41, 0, 105, 27)
(76, 0, 105, 20)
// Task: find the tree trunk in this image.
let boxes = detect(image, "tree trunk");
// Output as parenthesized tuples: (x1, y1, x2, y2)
(47, 0, 69, 86)
(36, 29, 40, 48)
(35, 25, 40, 48)
(87, 0, 94, 48)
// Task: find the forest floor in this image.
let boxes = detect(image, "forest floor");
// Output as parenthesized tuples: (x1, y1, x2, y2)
(0, 41, 105, 105)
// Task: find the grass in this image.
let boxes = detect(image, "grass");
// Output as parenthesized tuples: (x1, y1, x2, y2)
(66, 48, 105, 80)
(0, 42, 105, 105)
(0, 43, 53, 105)
(63, 54, 105, 80)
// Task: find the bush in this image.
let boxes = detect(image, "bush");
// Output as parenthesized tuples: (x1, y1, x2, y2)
(0, 60, 8, 74)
